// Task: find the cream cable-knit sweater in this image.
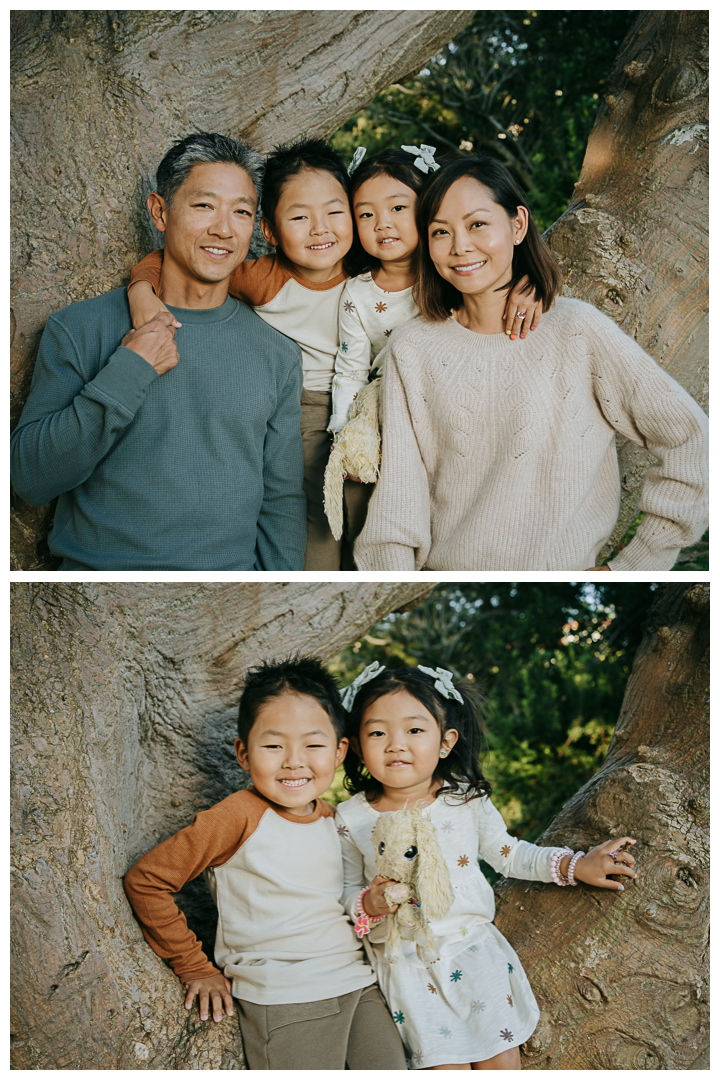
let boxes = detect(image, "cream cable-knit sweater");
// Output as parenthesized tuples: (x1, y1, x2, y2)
(354, 297, 708, 572)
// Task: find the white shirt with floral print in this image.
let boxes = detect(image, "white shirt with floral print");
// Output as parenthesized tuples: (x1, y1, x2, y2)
(329, 272, 419, 433)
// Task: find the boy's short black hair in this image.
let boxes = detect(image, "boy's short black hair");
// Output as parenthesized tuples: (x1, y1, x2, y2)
(237, 655, 345, 745)
(261, 136, 351, 232)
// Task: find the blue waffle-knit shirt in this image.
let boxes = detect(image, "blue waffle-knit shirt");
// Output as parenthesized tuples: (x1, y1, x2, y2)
(11, 288, 307, 570)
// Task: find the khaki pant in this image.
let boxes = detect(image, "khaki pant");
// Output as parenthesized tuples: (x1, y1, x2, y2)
(237, 984, 408, 1070)
(301, 390, 374, 571)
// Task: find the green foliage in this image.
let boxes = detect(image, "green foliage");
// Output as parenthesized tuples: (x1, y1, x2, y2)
(332, 10, 637, 230)
(327, 583, 657, 847)
(608, 513, 709, 571)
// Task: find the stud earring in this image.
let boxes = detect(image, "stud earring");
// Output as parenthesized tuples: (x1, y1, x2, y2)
(440, 749, 448, 757)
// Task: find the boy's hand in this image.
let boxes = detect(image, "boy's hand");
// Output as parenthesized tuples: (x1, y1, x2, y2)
(128, 279, 179, 332)
(121, 312, 180, 376)
(363, 875, 400, 917)
(503, 275, 544, 340)
(562, 837, 637, 891)
(183, 972, 234, 1022)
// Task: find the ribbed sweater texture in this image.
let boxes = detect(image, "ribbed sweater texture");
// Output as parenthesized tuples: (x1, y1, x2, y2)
(354, 297, 708, 572)
(11, 288, 307, 570)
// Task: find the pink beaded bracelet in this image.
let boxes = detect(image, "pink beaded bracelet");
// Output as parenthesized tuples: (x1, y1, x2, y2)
(354, 886, 386, 939)
(567, 851, 586, 886)
(550, 847, 573, 886)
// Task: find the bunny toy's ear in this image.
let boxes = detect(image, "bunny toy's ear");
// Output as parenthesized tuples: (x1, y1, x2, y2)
(413, 815, 455, 920)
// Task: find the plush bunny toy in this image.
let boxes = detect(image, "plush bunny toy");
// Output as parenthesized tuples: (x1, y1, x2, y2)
(371, 805, 455, 965)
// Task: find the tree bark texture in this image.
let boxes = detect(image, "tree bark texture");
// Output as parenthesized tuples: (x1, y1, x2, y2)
(494, 583, 709, 1070)
(10, 8, 472, 569)
(545, 12, 708, 558)
(10, 581, 435, 1069)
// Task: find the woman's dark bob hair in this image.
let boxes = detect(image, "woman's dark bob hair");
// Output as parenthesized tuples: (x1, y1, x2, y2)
(342, 665, 492, 804)
(415, 155, 564, 322)
(344, 148, 430, 278)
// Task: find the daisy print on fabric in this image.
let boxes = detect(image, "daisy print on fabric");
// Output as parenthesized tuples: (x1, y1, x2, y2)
(336, 824, 349, 838)
(343, 299, 355, 313)
(500, 1029, 514, 1043)
(440, 1026, 452, 1039)
(471, 1000, 486, 1013)
(450, 970, 463, 983)
(458, 854, 469, 867)
(375, 301, 387, 313)
(413, 1051, 424, 1066)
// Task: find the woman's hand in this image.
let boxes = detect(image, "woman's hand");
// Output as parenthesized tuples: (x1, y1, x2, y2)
(563, 837, 637, 891)
(503, 275, 544, 340)
(128, 279, 179, 332)
(363, 875, 401, 917)
(585, 567, 611, 571)
(183, 972, 234, 1022)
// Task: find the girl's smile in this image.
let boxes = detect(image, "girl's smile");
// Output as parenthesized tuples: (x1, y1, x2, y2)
(353, 173, 419, 276)
(356, 689, 458, 808)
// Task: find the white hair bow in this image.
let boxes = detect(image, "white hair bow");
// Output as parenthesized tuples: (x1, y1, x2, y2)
(340, 660, 386, 712)
(417, 666, 463, 704)
(401, 143, 440, 174)
(348, 146, 367, 176)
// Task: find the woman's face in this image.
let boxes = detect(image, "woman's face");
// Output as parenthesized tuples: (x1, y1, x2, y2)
(428, 176, 527, 300)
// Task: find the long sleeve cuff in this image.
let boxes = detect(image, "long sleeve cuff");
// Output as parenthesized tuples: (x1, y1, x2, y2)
(85, 346, 159, 416)
(354, 542, 417, 571)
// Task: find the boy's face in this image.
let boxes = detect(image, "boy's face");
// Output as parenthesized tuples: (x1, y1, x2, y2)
(261, 167, 353, 283)
(235, 691, 348, 816)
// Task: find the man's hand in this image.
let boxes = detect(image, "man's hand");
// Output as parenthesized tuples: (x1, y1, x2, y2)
(121, 311, 180, 376)
(362, 875, 401, 917)
(184, 972, 234, 1022)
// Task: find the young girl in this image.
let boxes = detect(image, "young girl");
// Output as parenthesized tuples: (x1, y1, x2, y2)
(353, 155, 709, 571)
(324, 147, 541, 542)
(334, 663, 637, 1070)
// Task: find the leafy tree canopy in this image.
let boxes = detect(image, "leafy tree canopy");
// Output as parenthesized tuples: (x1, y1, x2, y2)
(332, 9, 637, 229)
(328, 583, 657, 874)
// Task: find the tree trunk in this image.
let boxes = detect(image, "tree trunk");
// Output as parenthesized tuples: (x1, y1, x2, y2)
(494, 582, 709, 1069)
(10, 9, 472, 569)
(10, 581, 435, 1069)
(545, 12, 708, 557)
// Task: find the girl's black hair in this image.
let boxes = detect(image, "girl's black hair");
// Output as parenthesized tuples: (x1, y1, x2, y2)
(415, 155, 564, 321)
(237, 655, 345, 746)
(344, 148, 431, 278)
(343, 665, 491, 804)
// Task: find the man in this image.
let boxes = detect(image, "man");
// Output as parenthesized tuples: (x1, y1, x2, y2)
(11, 133, 307, 570)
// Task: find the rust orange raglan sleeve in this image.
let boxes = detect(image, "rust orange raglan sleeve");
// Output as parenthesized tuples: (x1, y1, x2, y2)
(128, 249, 163, 293)
(124, 790, 266, 982)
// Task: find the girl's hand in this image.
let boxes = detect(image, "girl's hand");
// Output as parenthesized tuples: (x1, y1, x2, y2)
(503, 275, 543, 340)
(183, 972, 234, 1022)
(128, 279, 180, 332)
(363, 875, 401, 917)
(566, 837, 637, 891)
(585, 567, 611, 572)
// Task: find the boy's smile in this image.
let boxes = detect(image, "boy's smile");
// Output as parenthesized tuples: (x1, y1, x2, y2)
(235, 691, 347, 815)
(261, 167, 353, 283)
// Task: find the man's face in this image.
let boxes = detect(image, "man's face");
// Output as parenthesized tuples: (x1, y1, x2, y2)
(151, 161, 257, 285)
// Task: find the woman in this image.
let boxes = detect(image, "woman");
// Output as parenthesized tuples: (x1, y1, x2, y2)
(353, 156, 708, 572)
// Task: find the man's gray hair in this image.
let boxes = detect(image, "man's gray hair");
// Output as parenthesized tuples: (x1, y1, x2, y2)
(155, 132, 263, 206)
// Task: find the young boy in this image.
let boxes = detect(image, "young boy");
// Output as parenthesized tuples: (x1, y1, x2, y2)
(128, 139, 362, 571)
(124, 657, 407, 1071)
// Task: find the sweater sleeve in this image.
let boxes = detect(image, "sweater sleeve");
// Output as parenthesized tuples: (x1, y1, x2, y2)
(353, 343, 431, 570)
(11, 316, 158, 506)
(329, 283, 373, 433)
(476, 797, 559, 883)
(581, 307, 709, 571)
(124, 798, 259, 983)
(254, 351, 307, 570)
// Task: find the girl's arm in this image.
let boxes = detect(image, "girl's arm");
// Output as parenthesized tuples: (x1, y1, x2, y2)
(503, 274, 545, 340)
(336, 808, 372, 917)
(128, 252, 174, 329)
(476, 798, 636, 891)
(329, 284, 373, 433)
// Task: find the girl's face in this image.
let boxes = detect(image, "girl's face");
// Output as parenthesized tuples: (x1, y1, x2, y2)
(262, 167, 353, 280)
(356, 689, 458, 797)
(428, 175, 528, 300)
(353, 173, 419, 264)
